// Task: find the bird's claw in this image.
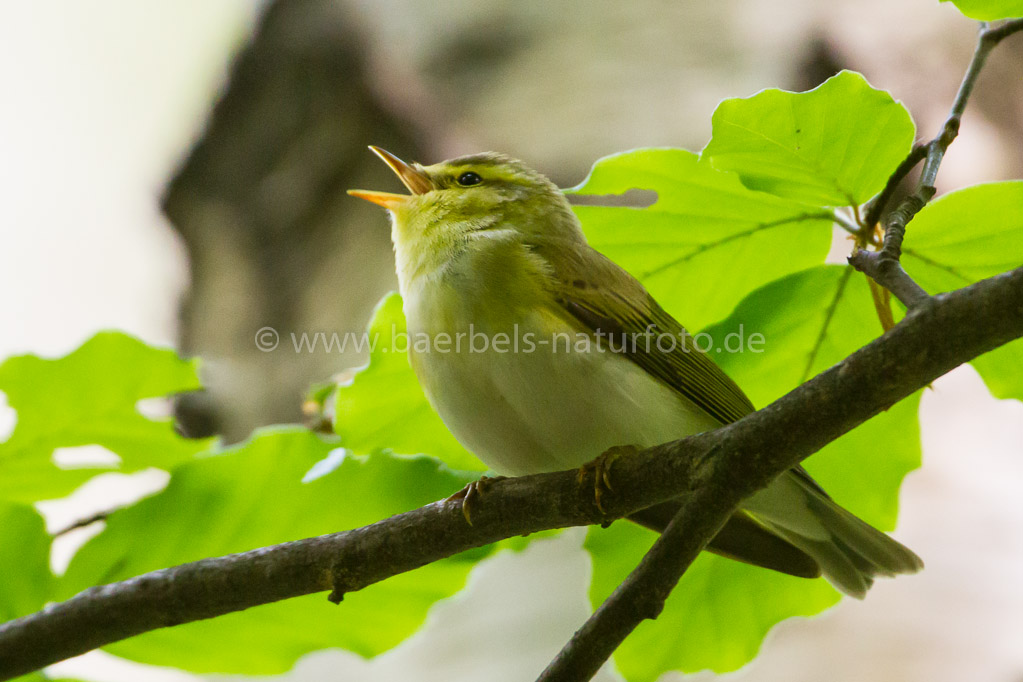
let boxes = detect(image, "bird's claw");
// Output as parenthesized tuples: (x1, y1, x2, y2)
(447, 475, 507, 525)
(577, 445, 640, 514)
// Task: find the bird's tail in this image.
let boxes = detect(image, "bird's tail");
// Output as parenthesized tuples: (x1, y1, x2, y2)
(747, 472, 923, 599)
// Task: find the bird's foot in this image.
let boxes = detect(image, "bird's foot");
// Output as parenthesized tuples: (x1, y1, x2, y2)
(577, 444, 641, 513)
(446, 475, 507, 525)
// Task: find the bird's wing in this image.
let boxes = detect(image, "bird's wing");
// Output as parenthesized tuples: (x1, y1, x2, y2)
(537, 239, 754, 424)
(536, 238, 829, 497)
(535, 239, 833, 576)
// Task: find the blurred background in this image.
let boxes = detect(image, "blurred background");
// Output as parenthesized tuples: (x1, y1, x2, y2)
(2, 1, 1021, 680)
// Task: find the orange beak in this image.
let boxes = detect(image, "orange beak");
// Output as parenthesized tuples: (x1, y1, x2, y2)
(347, 146, 434, 209)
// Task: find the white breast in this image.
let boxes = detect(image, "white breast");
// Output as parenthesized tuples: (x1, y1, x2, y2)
(403, 278, 721, 476)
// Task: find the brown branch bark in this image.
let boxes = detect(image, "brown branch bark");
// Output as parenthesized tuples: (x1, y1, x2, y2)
(1, 265, 1022, 682)
(851, 19, 1023, 308)
(537, 476, 734, 682)
(538, 262, 1023, 682)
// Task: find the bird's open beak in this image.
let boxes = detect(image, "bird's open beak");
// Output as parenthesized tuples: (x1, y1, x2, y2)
(347, 146, 434, 209)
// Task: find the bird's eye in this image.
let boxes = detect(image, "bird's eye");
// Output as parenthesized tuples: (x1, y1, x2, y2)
(457, 171, 482, 187)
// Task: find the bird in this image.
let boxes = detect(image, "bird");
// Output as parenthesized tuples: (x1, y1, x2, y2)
(348, 146, 922, 598)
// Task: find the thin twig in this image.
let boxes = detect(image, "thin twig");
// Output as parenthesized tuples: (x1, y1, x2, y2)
(552, 22, 1023, 675)
(51, 510, 113, 538)
(832, 210, 862, 238)
(919, 19, 1023, 188)
(849, 190, 933, 308)
(537, 266, 1023, 682)
(851, 19, 1023, 308)
(862, 143, 928, 229)
(1, 266, 1021, 682)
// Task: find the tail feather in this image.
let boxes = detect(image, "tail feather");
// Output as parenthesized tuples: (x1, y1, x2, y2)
(630, 502, 821, 579)
(747, 472, 923, 599)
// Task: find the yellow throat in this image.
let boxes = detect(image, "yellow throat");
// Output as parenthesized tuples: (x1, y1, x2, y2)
(348, 147, 923, 598)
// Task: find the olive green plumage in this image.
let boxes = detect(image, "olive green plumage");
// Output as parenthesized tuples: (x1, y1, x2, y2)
(350, 148, 922, 598)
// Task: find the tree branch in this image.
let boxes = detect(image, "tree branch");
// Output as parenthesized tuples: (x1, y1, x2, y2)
(536, 268, 1023, 681)
(851, 19, 1023, 308)
(2, 266, 1022, 682)
(849, 190, 933, 308)
(537, 475, 734, 682)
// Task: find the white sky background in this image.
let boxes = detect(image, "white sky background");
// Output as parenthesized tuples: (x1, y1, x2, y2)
(0, 1, 255, 357)
(1, 2, 1021, 682)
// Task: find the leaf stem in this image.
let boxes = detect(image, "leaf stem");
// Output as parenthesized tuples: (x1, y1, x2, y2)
(832, 210, 862, 239)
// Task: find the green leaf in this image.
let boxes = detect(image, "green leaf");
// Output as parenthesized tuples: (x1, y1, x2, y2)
(0, 503, 54, 623)
(703, 71, 916, 207)
(901, 182, 1023, 401)
(902, 182, 1023, 292)
(570, 148, 833, 329)
(707, 266, 922, 528)
(58, 427, 481, 674)
(587, 523, 840, 681)
(942, 0, 1023, 19)
(333, 294, 485, 472)
(708, 266, 871, 404)
(0, 332, 212, 503)
(589, 266, 922, 678)
(969, 341, 1023, 401)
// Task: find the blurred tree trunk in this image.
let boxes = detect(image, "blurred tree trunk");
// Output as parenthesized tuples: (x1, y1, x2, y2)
(163, 0, 421, 441)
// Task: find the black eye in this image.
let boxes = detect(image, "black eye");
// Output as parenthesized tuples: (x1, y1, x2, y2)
(457, 171, 482, 187)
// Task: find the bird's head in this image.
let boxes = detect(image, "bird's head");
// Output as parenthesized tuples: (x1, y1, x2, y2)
(349, 147, 582, 284)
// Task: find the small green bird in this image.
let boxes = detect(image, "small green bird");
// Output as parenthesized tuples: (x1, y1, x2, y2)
(349, 147, 922, 598)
